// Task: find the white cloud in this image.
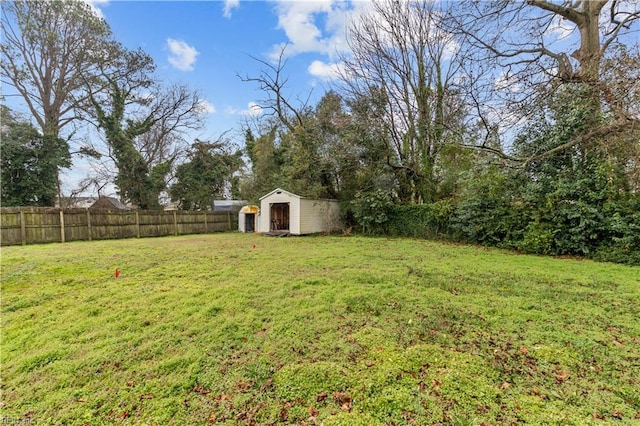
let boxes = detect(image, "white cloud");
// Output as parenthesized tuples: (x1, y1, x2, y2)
(82, 0, 108, 19)
(494, 71, 523, 94)
(166, 38, 199, 71)
(308, 60, 344, 81)
(197, 100, 216, 114)
(223, 0, 240, 18)
(268, 0, 363, 61)
(244, 102, 263, 117)
(544, 16, 576, 45)
(226, 102, 263, 117)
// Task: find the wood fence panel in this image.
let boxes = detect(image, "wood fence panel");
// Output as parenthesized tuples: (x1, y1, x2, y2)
(0, 208, 238, 246)
(139, 211, 174, 238)
(0, 210, 21, 246)
(25, 209, 62, 244)
(176, 211, 206, 235)
(90, 211, 138, 240)
(63, 209, 90, 242)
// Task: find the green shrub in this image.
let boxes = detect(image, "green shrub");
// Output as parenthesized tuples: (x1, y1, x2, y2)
(519, 221, 555, 254)
(386, 199, 454, 239)
(593, 199, 640, 265)
(450, 167, 530, 248)
(350, 189, 394, 234)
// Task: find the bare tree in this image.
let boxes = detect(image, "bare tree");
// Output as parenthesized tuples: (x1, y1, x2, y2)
(238, 46, 337, 198)
(338, 0, 468, 203)
(1, 0, 113, 204)
(450, 0, 640, 163)
(237, 46, 311, 133)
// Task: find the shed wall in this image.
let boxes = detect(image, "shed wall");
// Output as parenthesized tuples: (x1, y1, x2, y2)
(299, 199, 342, 234)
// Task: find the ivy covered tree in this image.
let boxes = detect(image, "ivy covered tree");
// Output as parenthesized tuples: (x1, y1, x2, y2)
(240, 124, 287, 202)
(84, 44, 204, 209)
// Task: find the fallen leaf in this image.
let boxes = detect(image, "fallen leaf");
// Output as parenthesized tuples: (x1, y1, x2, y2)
(126, 381, 135, 387)
(554, 370, 569, 383)
(612, 410, 623, 420)
(520, 346, 528, 355)
(118, 411, 130, 420)
(333, 392, 352, 404)
(499, 382, 511, 390)
(316, 392, 328, 402)
(334, 392, 352, 412)
(531, 387, 540, 396)
(193, 385, 210, 395)
(76, 397, 86, 403)
(236, 381, 253, 392)
(592, 411, 604, 420)
(365, 360, 376, 368)
(208, 413, 217, 423)
(139, 393, 153, 400)
(258, 378, 273, 393)
(476, 404, 489, 414)
(279, 407, 288, 422)
(308, 405, 319, 417)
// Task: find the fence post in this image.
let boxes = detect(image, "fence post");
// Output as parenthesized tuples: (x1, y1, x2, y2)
(173, 210, 178, 236)
(228, 211, 231, 230)
(86, 209, 92, 241)
(20, 210, 26, 245)
(59, 210, 65, 243)
(204, 211, 208, 234)
(136, 210, 141, 238)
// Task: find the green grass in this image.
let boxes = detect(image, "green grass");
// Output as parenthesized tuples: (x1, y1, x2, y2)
(1, 233, 639, 425)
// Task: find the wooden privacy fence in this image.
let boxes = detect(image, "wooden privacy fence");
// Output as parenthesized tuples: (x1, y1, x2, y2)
(0, 207, 238, 246)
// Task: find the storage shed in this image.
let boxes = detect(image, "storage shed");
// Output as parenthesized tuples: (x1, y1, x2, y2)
(238, 205, 259, 233)
(258, 188, 342, 235)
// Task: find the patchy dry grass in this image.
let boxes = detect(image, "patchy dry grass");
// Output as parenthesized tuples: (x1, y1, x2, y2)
(1, 233, 639, 425)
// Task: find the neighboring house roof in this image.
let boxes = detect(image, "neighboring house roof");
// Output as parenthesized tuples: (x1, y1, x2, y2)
(163, 201, 180, 211)
(56, 196, 97, 208)
(89, 196, 130, 211)
(213, 200, 246, 212)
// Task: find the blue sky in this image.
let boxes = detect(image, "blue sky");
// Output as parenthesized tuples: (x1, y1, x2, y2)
(52, 0, 369, 195)
(4, 0, 367, 196)
(88, 0, 361, 141)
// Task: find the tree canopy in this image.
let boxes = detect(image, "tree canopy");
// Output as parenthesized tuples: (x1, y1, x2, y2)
(1, 0, 114, 204)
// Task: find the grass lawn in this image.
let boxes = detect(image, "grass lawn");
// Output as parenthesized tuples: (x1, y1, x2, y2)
(1, 233, 639, 425)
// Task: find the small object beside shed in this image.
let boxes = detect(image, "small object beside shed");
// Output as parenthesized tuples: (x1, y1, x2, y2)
(238, 205, 260, 232)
